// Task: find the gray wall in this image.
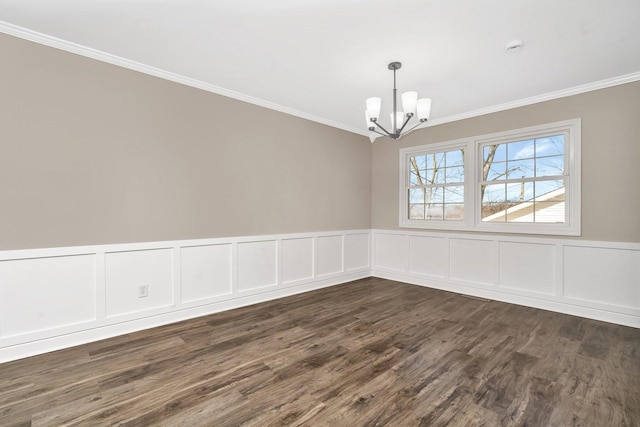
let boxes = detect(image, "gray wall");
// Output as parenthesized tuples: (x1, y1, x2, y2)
(372, 81, 640, 243)
(0, 33, 372, 250)
(3, 32, 638, 250)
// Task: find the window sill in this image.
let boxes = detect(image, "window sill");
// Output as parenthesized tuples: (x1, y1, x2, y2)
(400, 220, 581, 237)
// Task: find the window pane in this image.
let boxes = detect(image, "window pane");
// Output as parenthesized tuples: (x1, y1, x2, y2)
(533, 180, 565, 223)
(446, 149, 464, 166)
(424, 153, 433, 168)
(482, 203, 505, 221)
(507, 139, 535, 160)
(424, 168, 444, 185)
(502, 182, 534, 222)
(409, 204, 425, 219)
(426, 204, 444, 220)
(506, 181, 534, 203)
(444, 204, 464, 220)
(412, 155, 427, 169)
(507, 159, 535, 179)
(506, 207, 534, 223)
(425, 152, 445, 169)
(426, 187, 444, 204)
(534, 179, 564, 198)
(409, 156, 429, 185)
(410, 158, 419, 174)
(409, 172, 419, 186)
(536, 155, 564, 177)
(409, 188, 425, 204)
(444, 186, 464, 203)
(535, 201, 565, 223)
(535, 135, 564, 157)
(482, 183, 507, 221)
(445, 165, 464, 183)
(409, 169, 423, 186)
(484, 144, 506, 162)
(482, 183, 505, 204)
(485, 160, 506, 181)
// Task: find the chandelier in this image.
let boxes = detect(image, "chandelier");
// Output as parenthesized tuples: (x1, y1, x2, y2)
(365, 62, 431, 142)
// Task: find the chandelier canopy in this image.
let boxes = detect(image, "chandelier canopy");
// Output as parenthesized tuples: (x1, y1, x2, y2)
(365, 62, 431, 142)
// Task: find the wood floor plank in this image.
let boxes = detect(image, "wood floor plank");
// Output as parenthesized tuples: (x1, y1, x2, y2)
(1, 277, 639, 426)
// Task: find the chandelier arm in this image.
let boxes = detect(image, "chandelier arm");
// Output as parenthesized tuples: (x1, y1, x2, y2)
(396, 114, 413, 135)
(371, 129, 387, 137)
(372, 121, 393, 137)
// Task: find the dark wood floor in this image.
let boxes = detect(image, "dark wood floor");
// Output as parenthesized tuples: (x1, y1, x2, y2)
(1, 277, 639, 426)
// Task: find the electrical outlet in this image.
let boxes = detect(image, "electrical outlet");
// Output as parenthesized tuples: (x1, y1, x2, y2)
(138, 284, 149, 298)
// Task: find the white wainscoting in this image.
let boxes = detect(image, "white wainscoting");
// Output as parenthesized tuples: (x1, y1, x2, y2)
(371, 229, 640, 328)
(1, 228, 637, 363)
(0, 230, 370, 363)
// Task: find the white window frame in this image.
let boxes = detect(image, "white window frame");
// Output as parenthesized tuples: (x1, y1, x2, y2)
(400, 138, 474, 231)
(399, 118, 581, 236)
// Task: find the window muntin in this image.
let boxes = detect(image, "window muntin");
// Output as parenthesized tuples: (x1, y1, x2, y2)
(407, 148, 465, 221)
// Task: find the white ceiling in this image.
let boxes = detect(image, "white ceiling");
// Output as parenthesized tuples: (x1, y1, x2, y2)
(1, 0, 640, 137)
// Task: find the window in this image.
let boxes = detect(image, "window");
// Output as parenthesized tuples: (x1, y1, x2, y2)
(480, 134, 566, 223)
(399, 119, 581, 235)
(408, 148, 465, 221)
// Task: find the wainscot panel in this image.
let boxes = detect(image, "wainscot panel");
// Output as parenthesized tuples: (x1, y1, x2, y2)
(316, 235, 343, 277)
(180, 244, 233, 304)
(237, 240, 278, 292)
(499, 241, 557, 296)
(105, 248, 174, 318)
(281, 238, 314, 284)
(408, 235, 448, 278)
(449, 238, 496, 286)
(344, 233, 370, 271)
(373, 233, 408, 272)
(0, 255, 96, 338)
(564, 245, 640, 309)
(0, 230, 370, 363)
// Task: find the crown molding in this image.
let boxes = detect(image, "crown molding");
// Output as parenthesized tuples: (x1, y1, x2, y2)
(418, 71, 640, 130)
(2, 20, 639, 139)
(0, 21, 364, 136)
